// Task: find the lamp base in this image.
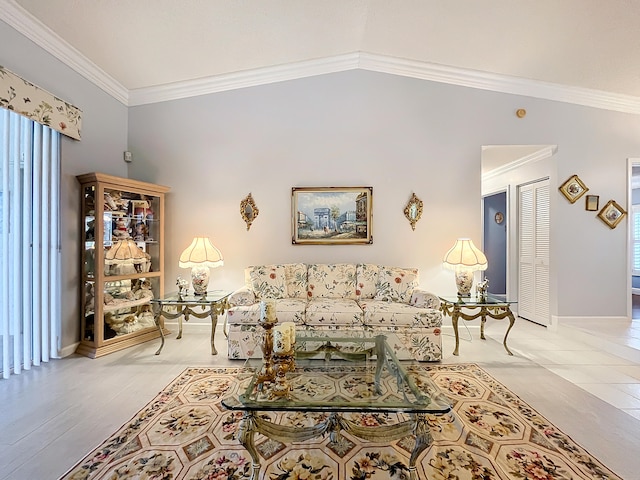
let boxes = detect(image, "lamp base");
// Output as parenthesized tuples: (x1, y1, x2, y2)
(191, 266, 210, 295)
(455, 270, 474, 296)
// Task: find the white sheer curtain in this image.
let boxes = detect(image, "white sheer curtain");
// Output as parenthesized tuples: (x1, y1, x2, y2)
(0, 108, 61, 379)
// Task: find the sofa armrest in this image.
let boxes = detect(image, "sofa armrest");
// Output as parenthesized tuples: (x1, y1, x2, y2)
(228, 286, 256, 307)
(410, 289, 441, 310)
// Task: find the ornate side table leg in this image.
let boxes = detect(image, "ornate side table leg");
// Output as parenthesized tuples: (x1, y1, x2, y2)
(210, 306, 218, 355)
(177, 306, 186, 340)
(408, 413, 432, 480)
(502, 308, 515, 355)
(452, 306, 461, 356)
(480, 306, 487, 340)
(237, 412, 261, 480)
(153, 304, 165, 355)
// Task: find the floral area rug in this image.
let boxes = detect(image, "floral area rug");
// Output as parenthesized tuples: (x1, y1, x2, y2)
(60, 364, 622, 480)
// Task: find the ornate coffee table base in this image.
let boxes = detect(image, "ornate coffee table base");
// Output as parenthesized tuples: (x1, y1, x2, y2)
(237, 411, 432, 480)
(224, 335, 450, 480)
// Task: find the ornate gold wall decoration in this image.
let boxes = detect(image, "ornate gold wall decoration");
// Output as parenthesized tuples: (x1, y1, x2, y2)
(240, 193, 259, 230)
(597, 199, 626, 229)
(559, 174, 588, 204)
(404, 192, 423, 231)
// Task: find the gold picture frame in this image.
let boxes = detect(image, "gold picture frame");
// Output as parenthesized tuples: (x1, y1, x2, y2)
(597, 200, 626, 229)
(292, 186, 373, 245)
(585, 195, 599, 212)
(403, 192, 423, 231)
(559, 174, 589, 204)
(240, 193, 259, 230)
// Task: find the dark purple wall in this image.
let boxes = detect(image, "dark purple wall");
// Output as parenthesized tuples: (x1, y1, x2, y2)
(483, 191, 507, 295)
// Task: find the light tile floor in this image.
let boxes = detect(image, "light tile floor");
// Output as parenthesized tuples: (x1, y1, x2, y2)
(480, 316, 640, 420)
(555, 318, 640, 420)
(1, 315, 640, 479)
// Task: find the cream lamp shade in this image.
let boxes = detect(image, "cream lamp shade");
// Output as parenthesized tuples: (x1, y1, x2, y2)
(443, 238, 488, 296)
(178, 237, 223, 295)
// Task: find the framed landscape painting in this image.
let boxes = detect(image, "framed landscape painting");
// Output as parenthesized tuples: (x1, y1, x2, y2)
(292, 187, 373, 245)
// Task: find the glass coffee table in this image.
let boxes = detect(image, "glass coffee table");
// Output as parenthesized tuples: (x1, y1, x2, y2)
(439, 294, 517, 356)
(221, 334, 452, 480)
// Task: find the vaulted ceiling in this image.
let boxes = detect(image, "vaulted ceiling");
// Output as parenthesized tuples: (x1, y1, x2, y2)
(3, 0, 640, 111)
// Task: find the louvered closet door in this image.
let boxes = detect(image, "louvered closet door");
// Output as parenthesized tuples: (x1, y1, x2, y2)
(518, 179, 550, 325)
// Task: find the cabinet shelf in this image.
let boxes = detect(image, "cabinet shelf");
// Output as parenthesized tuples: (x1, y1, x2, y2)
(103, 292, 155, 313)
(86, 293, 155, 316)
(84, 269, 162, 282)
(102, 271, 162, 282)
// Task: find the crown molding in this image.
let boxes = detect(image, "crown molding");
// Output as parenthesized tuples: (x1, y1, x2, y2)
(481, 145, 558, 182)
(131, 52, 640, 113)
(3, 0, 640, 113)
(0, 0, 129, 105)
(128, 53, 360, 106)
(358, 53, 640, 115)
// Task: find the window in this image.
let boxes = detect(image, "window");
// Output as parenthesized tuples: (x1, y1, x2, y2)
(0, 109, 61, 379)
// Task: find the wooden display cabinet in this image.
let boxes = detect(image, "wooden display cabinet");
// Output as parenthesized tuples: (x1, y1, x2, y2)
(76, 173, 170, 358)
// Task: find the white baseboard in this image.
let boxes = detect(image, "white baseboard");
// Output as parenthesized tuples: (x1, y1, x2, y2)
(57, 323, 225, 358)
(554, 315, 629, 324)
(59, 342, 79, 358)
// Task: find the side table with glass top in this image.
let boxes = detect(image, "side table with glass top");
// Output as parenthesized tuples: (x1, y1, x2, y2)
(439, 294, 517, 356)
(151, 290, 231, 355)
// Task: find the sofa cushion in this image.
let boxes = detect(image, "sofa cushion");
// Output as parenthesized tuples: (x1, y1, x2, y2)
(248, 264, 287, 299)
(285, 263, 308, 299)
(307, 263, 357, 299)
(374, 266, 419, 303)
(356, 263, 379, 299)
(305, 298, 364, 326)
(359, 299, 442, 328)
(227, 298, 306, 325)
(272, 298, 307, 323)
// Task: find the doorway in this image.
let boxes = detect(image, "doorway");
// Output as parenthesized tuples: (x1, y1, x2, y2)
(482, 191, 507, 295)
(481, 144, 557, 325)
(517, 178, 550, 326)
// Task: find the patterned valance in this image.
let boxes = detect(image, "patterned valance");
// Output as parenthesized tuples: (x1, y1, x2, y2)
(0, 65, 82, 140)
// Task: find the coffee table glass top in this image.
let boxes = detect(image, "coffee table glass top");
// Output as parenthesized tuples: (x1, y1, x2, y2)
(222, 334, 451, 414)
(439, 294, 517, 306)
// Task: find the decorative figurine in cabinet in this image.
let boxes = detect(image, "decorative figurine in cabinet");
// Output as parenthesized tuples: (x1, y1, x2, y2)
(76, 173, 170, 358)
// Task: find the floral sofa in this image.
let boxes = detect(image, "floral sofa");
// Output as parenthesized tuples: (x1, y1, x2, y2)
(226, 263, 442, 361)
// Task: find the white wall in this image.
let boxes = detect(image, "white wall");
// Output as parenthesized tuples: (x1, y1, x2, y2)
(128, 71, 486, 299)
(5, 18, 640, 354)
(1, 20, 129, 351)
(128, 69, 640, 323)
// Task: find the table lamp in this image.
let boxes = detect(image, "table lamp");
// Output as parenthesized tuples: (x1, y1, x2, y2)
(443, 238, 488, 296)
(178, 236, 223, 295)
